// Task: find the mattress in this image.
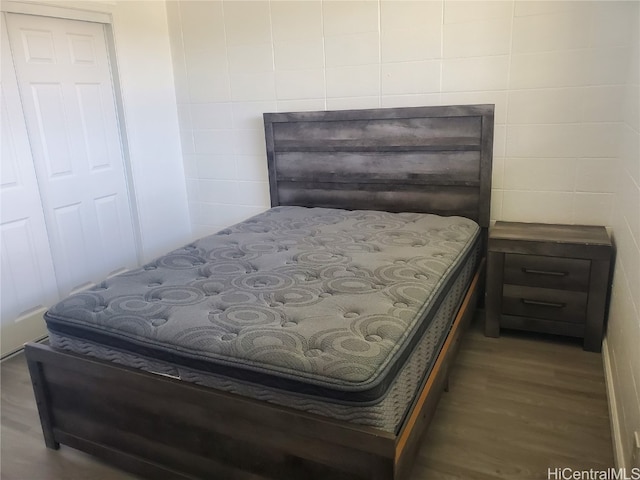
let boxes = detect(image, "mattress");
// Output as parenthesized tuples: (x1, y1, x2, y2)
(45, 207, 480, 426)
(49, 245, 478, 432)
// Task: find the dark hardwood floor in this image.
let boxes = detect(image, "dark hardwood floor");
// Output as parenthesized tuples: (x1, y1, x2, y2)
(1, 314, 614, 480)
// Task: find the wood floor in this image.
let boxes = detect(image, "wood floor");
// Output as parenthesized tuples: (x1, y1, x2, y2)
(1, 313, 614, 480)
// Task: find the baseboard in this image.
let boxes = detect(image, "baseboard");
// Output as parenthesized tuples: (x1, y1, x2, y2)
(0, 335, 48, 362)
(602, 337, 626, 468)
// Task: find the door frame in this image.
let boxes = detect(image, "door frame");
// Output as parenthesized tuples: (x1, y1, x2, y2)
(1, 1, 143, 267)
(0, 2, 143, 358)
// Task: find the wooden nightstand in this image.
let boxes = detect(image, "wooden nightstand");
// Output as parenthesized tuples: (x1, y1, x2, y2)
(485, 222, 613, 352)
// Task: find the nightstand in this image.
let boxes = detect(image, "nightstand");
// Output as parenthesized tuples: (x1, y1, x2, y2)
(485, 222, 613, 352)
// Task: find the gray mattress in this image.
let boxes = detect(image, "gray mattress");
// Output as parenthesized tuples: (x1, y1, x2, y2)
(49, 246, 477, 432)
(45, 207, 480, 427)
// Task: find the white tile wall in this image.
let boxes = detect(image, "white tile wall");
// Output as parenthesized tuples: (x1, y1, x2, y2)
(232, 129, 266, 157)
(380, 93, 441, 108)
(223, 1, 272, 46)
(235, 154, 269, 182)
(581, 123, 622, 158)
(503, 157, 576, 191)
(273, 40, 324, 70)
(276, 98, 326, 112)
(189, 103, 232, 129)
(442, 56, 510, 92)
(381, 0, 443, 30)
(571, 192, 614, 226)
(502, 190, 575, 223)
(380, 1, 442, 62)
(441, 91, 508, 124)
(381, 26, 442, 63)
(443, 18, 511, 58)
(513, 1, 585, 18)
(509, 50, 590, 89)
(444, 0, 514, 24)
(185, 50, 231, 102)
(178, 1, 226, 53)
(506, 124, 584, 158)
(184, 44, 227, 73)
(166, 0, 638, 467)
(166, 0, 632, 234)
(511, 9, 591, 53)
(507, 88, 583, 124)
(195, 154, 236, 180)
(381, 61, 440, 95)
(589, 1, 634, 48)
(231, 101, 277, 130)
(322, 1, 378, 36)
(325, 32, 379, 67)
(227, 44, 274, 74)
(193, 130, 235, 155)
(270, 1, 322, 42)
(575, 158, 617, 193)
(229, 72, 276, 101)
(582, 86, 625, 123)
(275, 69, 325, 100)
(588, 46, 631, 86)
(326, 96, 380, 110)
(326, 64, 380, 98)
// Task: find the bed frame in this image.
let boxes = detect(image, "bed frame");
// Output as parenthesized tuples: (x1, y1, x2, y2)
(25, 104, 494, 480)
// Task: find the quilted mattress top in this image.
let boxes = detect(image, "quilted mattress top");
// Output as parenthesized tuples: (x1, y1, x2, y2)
(45, 207, 479, 403)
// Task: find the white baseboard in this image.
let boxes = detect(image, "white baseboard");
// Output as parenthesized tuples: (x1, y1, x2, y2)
(602, 337, 626, 468)
(0, 306, 49, 359)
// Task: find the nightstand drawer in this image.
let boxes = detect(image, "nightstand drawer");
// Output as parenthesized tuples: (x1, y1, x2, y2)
(486, 222, 612, 351)
(504, 254, 590, 291)
(502, 284, 588, 323)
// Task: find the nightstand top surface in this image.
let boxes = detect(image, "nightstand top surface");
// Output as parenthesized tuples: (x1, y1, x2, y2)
(490, 222, 611, 247)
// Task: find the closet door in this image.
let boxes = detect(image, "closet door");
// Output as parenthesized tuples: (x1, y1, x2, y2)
(1, 15, 59, 355)
(6, 13, 138, 297)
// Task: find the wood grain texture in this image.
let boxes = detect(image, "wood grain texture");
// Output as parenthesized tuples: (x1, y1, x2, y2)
(500, 314, 585, 338)
(489, 222, 612, 260)
(485, 251, 504, 338)
(276, 183, 480, 218)
(485, 222, 613, 352)
(23, 338, 398, 480)
(264, 105, 494, 228)
(274, 151, 481, 185)
(395, 261, 482, 480)
(11, 105, 497, 479)
(414, 316, 614, 479)
(17, 257, 484, 480)
(584, 259, 611, 352)
(2, 314, 614, 480)
(489, 223, 612, 246)
(501, 285, 588, 323)
(503, 254, 590, 292)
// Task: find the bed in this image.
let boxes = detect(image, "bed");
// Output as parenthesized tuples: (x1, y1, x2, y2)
(25, 104, 494, 480)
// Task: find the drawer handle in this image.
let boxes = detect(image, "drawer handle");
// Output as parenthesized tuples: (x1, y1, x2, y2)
(522, 268, 567, 277)
(521, 299, 566, 309)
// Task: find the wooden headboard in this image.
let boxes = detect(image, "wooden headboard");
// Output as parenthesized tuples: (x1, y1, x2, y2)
(263, 104, 494, 228)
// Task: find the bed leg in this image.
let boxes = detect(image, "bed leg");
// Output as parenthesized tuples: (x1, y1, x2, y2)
(26, 354, 60, 450)
(443, 374, 450, 393)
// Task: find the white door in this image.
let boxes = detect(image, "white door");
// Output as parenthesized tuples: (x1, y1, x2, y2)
(1, 15, 59, 355)
(5, 13, 138, 297)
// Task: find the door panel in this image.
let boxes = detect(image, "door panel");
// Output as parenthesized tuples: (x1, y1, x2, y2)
(1, 15, 59, 355)
(6, 13, 138, 296)
(30, 83, 74, 176)
(76, 83, 112, 170)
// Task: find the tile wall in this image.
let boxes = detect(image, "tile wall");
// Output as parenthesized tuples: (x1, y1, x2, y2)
(165, 0, 638, 466)
(606, 1, 640, 468)
(166, 0, 630, 236)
